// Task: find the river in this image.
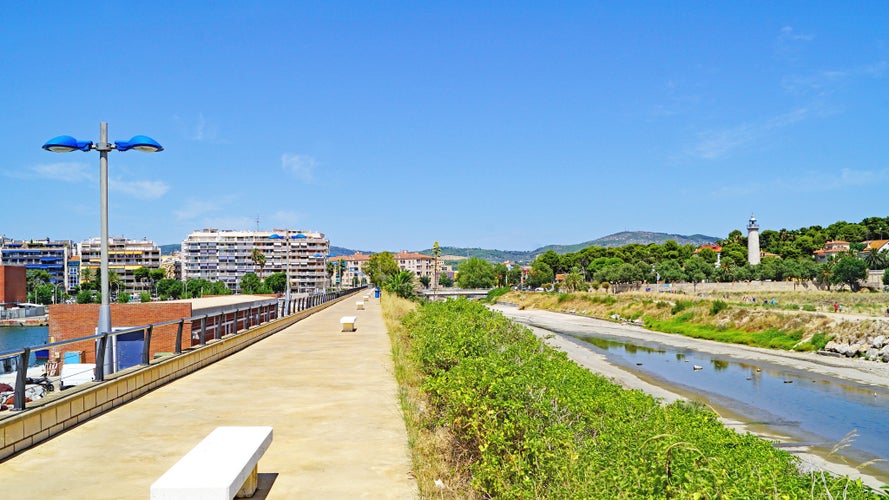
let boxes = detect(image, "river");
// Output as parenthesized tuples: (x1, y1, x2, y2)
(493, 305, 889, 487)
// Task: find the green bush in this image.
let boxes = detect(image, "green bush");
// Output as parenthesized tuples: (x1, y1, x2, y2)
(671, 300, 693, 315)
(484, 287, 510, 302)
(802, 304, 817, 312)
(709, 300, 728, 315)
(400, 300, 873, 498)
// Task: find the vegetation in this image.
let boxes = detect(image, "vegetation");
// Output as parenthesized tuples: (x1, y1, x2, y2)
(363, 251, 400, 286)
(456, 257, 496, 288)
(384, 270, 416, 299)
(386, 298, 877, 498)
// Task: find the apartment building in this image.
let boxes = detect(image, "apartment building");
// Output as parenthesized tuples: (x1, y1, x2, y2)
(181, 229, 330, 293)
(330, 250, 440, 287)
(0, 238, 73, 290)
(393, 250, 436, 281)
(78, 237, 161, 295)
(329, 252, 371, 287)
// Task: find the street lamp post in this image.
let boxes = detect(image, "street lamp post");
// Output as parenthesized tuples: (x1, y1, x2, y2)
(43, 122, 162, 379)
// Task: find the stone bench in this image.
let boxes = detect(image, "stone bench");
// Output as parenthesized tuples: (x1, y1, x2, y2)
(340, 316, 357, 332)
(150, 426, 273, 500)
(356, 301, 364, 310)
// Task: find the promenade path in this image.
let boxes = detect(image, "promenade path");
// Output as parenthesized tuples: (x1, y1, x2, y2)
(0, 295, 418, 499)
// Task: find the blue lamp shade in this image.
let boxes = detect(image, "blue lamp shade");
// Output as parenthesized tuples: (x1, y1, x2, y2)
(42, 135, 93, 153)
(115, 135, 164, 153)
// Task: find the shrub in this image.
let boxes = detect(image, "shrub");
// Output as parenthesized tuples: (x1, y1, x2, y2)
(398, 299, 871, 498)
(709, 300, 728, 315)
(671, 300, 693, 315)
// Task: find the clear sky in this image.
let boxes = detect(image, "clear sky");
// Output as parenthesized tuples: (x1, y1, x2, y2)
(2, 2, 887, 252)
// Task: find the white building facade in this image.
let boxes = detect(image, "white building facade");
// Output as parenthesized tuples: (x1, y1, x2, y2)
(181, 229, 329, 294)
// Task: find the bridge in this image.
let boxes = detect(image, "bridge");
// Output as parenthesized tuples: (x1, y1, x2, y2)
(0, 292, 417, 498)
(417, 288, 493, 300)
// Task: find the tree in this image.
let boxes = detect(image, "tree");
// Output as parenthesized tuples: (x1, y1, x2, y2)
(883, 268, 889, 286)
(418, 275, 431, 288)
(140, 292, 152, 303)
(683, 256, 713, 285)
(537, 250, 564, 274)
(363, 252, 399, 286)
(526, 261, 554, 289)
(493, 263, 510, 287)
(864, 248, 889, 270)
(655, 260, 685, 283)
(240, 273, 263, 294)
(831, 255, 867, 291)
(562, 270, 587, 292)
(432, 241, 442, 292)
(76, 289, 96, 304)
(457, 257, 496, 288)
(265, 272, 288, 293)
(384, 270, 416, 299)
(250, 248, 267, 279)
(156, 278, 183, 300)
(80, 268, 96, 290)
(149, 268, 166, 285)
(438, 273, 454, 288)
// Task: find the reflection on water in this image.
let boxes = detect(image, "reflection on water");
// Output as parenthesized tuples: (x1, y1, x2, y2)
(565, 331, 889, 481)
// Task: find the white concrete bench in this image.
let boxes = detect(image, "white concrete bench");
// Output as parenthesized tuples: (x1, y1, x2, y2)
(59, 363, 96, 389)
(340, 315, 357, 332)
(150, 426, 273, 500)
(356, 301, 364, 310)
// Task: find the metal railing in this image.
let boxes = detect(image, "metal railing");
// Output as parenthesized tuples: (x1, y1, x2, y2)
(0, 287, 365, 412)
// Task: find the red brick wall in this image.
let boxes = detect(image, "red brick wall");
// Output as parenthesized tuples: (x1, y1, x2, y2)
(0, 265, 27, 304)
(48, 302, 193, 364)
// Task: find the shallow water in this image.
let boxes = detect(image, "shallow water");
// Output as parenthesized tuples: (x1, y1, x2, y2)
(562, 331, 889, 482)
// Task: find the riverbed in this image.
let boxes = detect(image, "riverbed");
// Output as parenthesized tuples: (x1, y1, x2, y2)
(490, 304, 889, 490)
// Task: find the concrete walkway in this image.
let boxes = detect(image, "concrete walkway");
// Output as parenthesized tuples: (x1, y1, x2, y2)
(0, 295, 418, 499)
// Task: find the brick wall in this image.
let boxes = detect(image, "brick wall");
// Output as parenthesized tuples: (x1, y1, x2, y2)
(0, 266, 26, 304)
(48, 303, 194, 363)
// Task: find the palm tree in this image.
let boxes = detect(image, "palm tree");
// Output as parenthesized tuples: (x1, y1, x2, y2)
(864, 248, 889, 270)
(250, 248, 267, 280)
(384, 270, 416, 299)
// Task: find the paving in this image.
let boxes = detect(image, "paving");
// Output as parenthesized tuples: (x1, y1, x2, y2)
(0, 294, 418, 499)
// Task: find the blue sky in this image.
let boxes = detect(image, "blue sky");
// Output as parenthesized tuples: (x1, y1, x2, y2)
(2, 2, 887, 252)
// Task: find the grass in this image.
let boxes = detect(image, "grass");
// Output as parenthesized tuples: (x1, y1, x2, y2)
(382, 292, 476, 498)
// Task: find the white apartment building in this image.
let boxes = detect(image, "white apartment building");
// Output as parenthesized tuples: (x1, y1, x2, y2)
(78, 237, 161, 294)
(181, 229, 329, 294)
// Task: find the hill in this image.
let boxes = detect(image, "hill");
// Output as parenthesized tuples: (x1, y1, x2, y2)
(417, 231, 720, 263)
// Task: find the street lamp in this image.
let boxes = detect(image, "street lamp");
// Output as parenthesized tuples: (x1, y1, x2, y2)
(43, 122, 162, 376)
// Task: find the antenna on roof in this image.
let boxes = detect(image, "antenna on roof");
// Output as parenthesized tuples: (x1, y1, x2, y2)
(255, 215, 261, 231)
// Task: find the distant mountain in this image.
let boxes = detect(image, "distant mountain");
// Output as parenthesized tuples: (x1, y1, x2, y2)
(537, 231, 720, 254)
(416, 231, 721, 263)
(159, 244, 179, 255)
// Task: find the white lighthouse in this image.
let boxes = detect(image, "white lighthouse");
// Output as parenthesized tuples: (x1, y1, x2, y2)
(747, 215, 760, 265)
